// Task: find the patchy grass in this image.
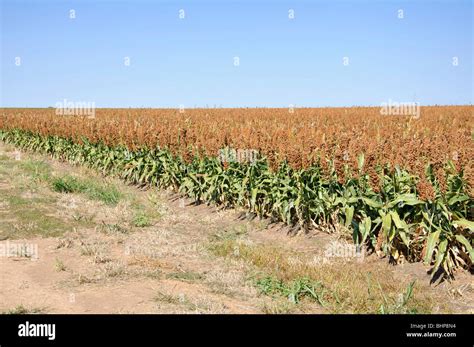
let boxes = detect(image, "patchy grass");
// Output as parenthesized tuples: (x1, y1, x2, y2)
(50, 175, 82, 193)
(0, 145, 163, 242)
(19, 160, 51, 182)
(131, 211, 152, 228)
(0, 154, 121, 239)
(129, 198, 162, 228)
(0, 199, 73, 239)
(209, 239, 439, 314)
(256, 276, 327, 305)
(51, 175, 122, 205)
(5, 194, 56, 208)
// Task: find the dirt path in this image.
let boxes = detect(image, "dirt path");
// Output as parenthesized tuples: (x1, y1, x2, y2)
(0, 142, 472, 314)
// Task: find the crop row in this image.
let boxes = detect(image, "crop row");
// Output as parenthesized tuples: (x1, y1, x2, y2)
(1, 107, 472, 200)
(0, 128, 472, 280)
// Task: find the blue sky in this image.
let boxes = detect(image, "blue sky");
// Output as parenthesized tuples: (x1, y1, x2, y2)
(1, 0, 472, 107)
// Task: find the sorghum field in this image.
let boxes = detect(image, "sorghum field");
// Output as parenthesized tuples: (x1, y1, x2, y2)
(0, 106, 473, 280)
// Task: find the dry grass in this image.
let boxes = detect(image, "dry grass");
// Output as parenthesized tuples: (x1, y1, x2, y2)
(209, 239, 442, 313)
(153, 290, 228, 313)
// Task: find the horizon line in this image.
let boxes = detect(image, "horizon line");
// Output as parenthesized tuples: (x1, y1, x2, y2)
(0, 103, 473, 110)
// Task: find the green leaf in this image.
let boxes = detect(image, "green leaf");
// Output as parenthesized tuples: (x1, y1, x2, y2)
(389, 211, 408, 230)
(399, 231, 410, 247)
(433, 239, 448, 270)
(382, 213, 392, 236)
(455, 234, 474, 261)
(250, 188, 258, 208)
(361, 217, 372, 244)
(361, 197, 383, 209)
(424, 229, 441, 264)
(344, 206, 354, 229)
(453, 218, 474, 231)
(388, 194, 424, 208)
(448, 195, 469, 205)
